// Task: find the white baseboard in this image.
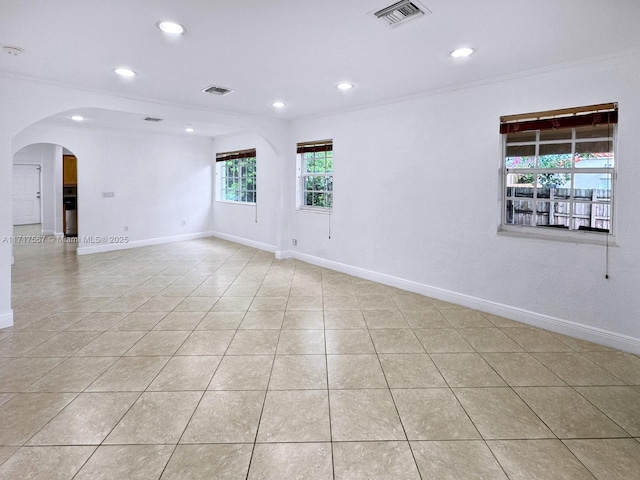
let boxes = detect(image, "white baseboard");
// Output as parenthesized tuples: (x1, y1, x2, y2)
(76, 231, 215, 256)
(0, 310, 13, 329)
(212, 231, 276, 253)
(287, 250, 640, 355)
(41, 229, 54, 236)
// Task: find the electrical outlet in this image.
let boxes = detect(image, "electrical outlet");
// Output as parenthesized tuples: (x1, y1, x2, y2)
(102, 191, 115, 198)
(181, 220, 186, 227)
(124, 226, 128, 232)
(292, 238, 297, 246)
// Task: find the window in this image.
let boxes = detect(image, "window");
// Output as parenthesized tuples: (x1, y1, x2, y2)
(216, 149, 256, 203)
(297, 140, 333, 210)
(501, 104, 617, 235)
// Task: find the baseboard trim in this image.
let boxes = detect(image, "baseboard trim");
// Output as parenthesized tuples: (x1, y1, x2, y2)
(211, 231, 276, 253)
(0, 310, 13, 329)
(288, 250, 640, 355)
(76, 231, 215, 256)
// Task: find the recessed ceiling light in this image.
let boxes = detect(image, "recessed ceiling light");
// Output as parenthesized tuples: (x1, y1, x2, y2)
(157, 21, 185, 34)
(272, 101, 286, 108)
(450, 47, 475, 58)
(114, 68, 136, 77)
(70, 115, 84, 122)
(337, 83, 354, 90)
(185, 127, 195, 133)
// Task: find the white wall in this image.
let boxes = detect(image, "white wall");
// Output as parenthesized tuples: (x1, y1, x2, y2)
(211, 133, 282, 252)
(13, 125, 216, 254)
(285, 53, 640, 353)
(13, 143, 63, 235)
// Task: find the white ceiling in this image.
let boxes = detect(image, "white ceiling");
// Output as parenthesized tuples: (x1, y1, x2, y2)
(2, 0, 639, 131)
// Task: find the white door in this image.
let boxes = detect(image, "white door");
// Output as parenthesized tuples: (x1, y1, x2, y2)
(13, 164, 41, 225)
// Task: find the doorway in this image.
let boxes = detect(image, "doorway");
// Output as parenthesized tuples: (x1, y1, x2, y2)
(12, 164, 41, 226)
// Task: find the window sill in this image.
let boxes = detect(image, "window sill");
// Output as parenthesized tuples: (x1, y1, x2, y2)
(498, 225, 617, 246)
(297, 207, 333, 215)
(215, 200, 256, 206)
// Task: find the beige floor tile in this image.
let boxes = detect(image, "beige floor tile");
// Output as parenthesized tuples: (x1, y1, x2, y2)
(282, 311, 324, 329)
(67, 312, 127, 331)
(0, 331, 58, 356)
(105, 391, 201, 444)
(0, 446, 95, 480)
(379, 353, 447, 388)
(62, 297, 116, 313)
(333, 441, 420, 480)
(196, 311, 244, 330)
(257, 390, 331, 442)
(182, 391, 265, 443)
(137, 296, 184, 312)
(86, 356, 170, 391)
(248, 443, 332, 480)
(162, 444, 253, 480)
(239, 311, 284, 329)
(276, 329, 324, 354)
(431, 353, 506, 387)
(191, 284, 230, 297)
(0, 394, 15, 409)
(325, 330, 375, 354)
(27, 357, 117, 393)
(327, 354, 387, 389)
(329, 389, 405, 441)
(208, 355, 273, 390)
(0, 393, 77, 445)
(357, 295, 398, 311)
(402, 310, 452, 328)
(323, 296, 361, 311)
(533, 353, 625, 386)
(269, 355, 327, 390)
(564, 439, 640, 480)
(74, 445, 174, 480)
(392, 388, 480, 440)
(124, 330, 190, 356)
(440, 309, 494, 328)
(321, 283, 355, 297)
(363, 310, 410, 329)
(28, 392, 140, 445)
(110, 311, 165, 330)
(148, 356, 221, 391)
(575, 386, 640, 436)
(174, 296, 218, 312)
(0, 447, 17, 466)
(481, 353, 566, 386)
(411, 440, 508, 480)
(256, 284, 291, 297)
(22, 312, 89, 332)
(413, 328, 475, 353)
(98, 296, 149, 313)
(488, 440, 596, 480)
(77, 331, 146, 356)
(370, 329, 425, 353)
(226, 330, 280, 355)
(159, 284, 197, 297)
(501, 328, 574, 352)
(481, 313, 524, 328)
(249, 296, 287, 311)
(515, 386, 628, 438)
(152, 311, 205, 330)
(457, 328, 524, 352)
(454, 387, 554, 439)
(391, 294, 436, 310)
(323, 310, 366, 329)
(25, 331, 102, 357)
(550, 333, 614, 352)
(581, 351, 640, 385)
(286, 296, 323, 311)
(0, 357, 65, 392)
(175, 330, 235, 355)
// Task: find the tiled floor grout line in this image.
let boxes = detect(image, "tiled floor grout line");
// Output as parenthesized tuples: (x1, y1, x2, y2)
(321, 270, 337, 480)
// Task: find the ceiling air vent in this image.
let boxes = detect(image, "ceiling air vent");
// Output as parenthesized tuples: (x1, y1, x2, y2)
(202, 85, 234, 96)
(143, 117, 163, 122)
(371, 0, 431, 27)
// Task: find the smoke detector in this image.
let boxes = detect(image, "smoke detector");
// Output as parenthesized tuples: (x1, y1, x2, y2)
(3, 45, 24, 56)
(370, 0, 431, 28)
(202, 85, 234, 96)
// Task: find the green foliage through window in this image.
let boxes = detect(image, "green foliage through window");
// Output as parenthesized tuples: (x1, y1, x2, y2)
(220, 157, 256, 203)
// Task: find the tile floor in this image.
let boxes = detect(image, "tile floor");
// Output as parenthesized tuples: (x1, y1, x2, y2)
(1, 227, 640, 479)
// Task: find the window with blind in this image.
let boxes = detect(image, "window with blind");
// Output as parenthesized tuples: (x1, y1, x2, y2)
(501, 103, 617, 236)
(216, 149, 256, 203)
(297, 140, 333, 210)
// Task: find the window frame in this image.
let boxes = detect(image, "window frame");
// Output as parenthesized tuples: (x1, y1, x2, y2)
(499, 105, 617, 243)
(296, 140, 333, 212)
(215, 149, 257, 205)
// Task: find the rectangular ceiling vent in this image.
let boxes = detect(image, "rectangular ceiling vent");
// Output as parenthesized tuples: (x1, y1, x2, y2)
(371, 0, 431, 27)
(143, 117, 163, 122)
(202, 85, 235, 96)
